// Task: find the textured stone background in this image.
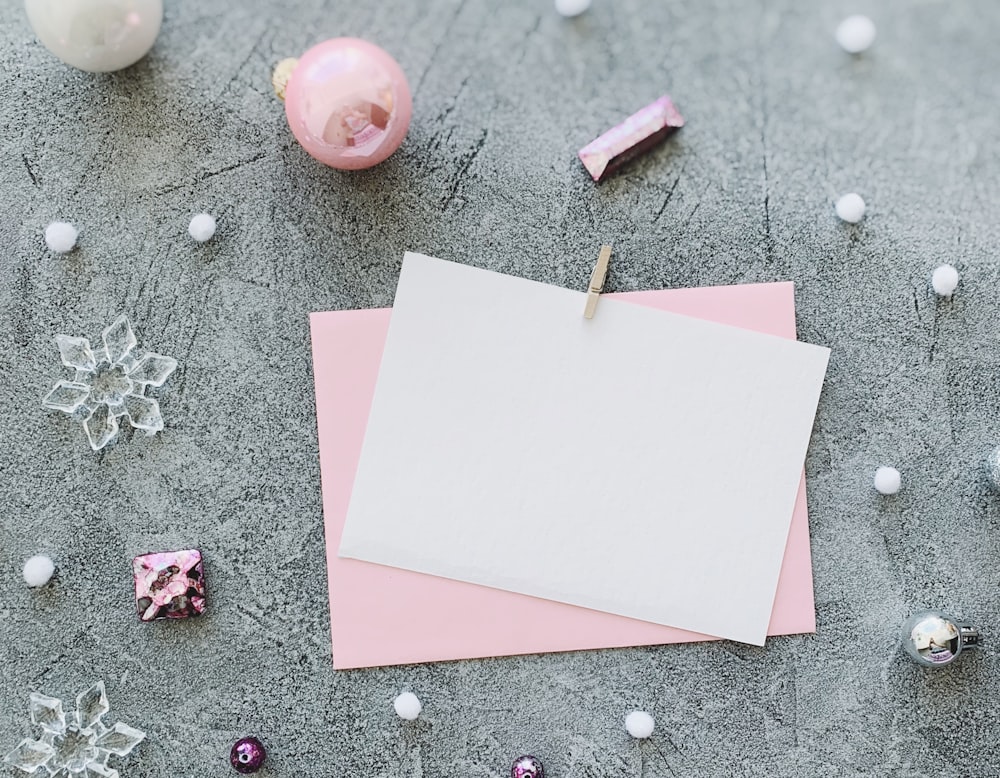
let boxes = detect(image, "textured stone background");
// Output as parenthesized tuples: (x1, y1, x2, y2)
(2, 0, 1000, 775)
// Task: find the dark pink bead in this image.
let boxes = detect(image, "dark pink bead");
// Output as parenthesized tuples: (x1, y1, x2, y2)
(230, 737, 266, 773)
(511, 755, 544, 778)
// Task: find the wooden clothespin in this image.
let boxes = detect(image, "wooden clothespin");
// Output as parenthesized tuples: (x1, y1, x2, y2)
(583, 245, 612, 319)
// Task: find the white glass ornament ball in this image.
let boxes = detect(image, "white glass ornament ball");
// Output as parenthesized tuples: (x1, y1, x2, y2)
(25, 0, 163, 73)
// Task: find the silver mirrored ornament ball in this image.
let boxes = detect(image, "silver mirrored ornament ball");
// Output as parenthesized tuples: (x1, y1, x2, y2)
(987, 445, 1000, 490)
(902, 611, 980, 668)
(24, 0, 163, 73)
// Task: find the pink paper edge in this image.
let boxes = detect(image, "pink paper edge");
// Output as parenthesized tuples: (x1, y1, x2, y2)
(310, 281, 815, 669)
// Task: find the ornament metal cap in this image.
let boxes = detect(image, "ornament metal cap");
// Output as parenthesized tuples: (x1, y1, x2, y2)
(272, 58, 299, 101)
(902, 610, 981, 668)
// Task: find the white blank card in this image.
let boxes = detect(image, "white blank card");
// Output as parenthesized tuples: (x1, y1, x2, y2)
(339, 253, 829, 645)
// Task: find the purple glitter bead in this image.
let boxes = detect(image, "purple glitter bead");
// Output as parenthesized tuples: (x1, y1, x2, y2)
(230, 736, 266, 773)
(132, 549, 206, 621)
(511, 754, 544, 778)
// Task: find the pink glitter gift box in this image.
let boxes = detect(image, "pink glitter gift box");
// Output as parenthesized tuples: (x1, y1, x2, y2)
(132, 549, 206, 621)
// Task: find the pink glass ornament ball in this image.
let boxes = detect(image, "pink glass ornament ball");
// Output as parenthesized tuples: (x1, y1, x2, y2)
(284, 38, 412, 170)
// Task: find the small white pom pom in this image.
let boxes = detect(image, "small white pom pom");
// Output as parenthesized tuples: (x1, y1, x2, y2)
(874, 466, 901, 495)
(836, 15, 876, 54)
(835, 193, 866, 223)
(931, 264, 959, 297)
(188, 213, 217, 242)
(45, 222, 78, 253)
(555, 0, 591, 17)
(23, 555, 55, 587)
(393, 691, 422, 721)
(625, 710, 655, 739)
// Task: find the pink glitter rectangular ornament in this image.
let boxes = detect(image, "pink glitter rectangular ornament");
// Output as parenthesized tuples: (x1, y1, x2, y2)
(578, 95, 685, 182)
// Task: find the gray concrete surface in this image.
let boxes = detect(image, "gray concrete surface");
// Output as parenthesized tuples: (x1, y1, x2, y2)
(2, 0, 1000, 775)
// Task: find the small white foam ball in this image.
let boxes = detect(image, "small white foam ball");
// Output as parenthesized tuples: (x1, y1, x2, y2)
(555, 0, 591, 17)
(23, 555, 55, 587)
(835, 193, 866, 223)
(931, 264, 959, 297)
(188, 213, 217, 242)
(44, 222, 78, 253)
(874, 466, 901, 495)
(836, 15, 876, 54)
(393, 691, 422, 720)
(625, 710, 655, 739)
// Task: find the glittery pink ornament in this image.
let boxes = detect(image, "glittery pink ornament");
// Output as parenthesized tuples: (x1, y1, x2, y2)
(283, 38, 412, 170)
(132, 549, 206, 621)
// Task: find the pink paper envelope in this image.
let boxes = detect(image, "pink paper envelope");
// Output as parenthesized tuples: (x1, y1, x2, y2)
(310, 281, 815, 669)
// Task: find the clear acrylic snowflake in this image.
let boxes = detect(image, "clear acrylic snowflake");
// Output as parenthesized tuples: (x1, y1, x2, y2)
(3, 681, 145, 777)
(42, 315, 177, 451)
